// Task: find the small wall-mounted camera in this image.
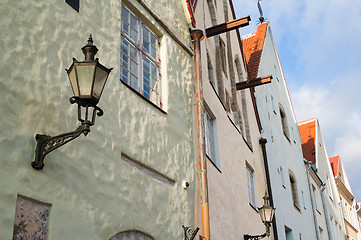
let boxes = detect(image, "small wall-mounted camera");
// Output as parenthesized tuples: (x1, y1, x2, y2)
(182, 181, 190, 189)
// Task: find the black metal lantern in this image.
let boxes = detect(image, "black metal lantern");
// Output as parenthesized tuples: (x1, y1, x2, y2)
(31, 35, 112, 170)
(244, 193, 275, 240)
(258, 194, 275, 225)
(67, 35, 111, 106)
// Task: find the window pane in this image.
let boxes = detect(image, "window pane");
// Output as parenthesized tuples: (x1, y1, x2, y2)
(121, 6, 129, 22)
(130, 14, 137, 27)
(129, 14, 138, 41)
(151, 77, 157, 89)
(130, 45, 138, 61)
(143, 71, 150, 86)
(121, 53, 128, 69)
(122, 22, 129, 35)
(143, 58, 150, 72)
(151, 63, 157, 77)
(151, 34, 156, 46)
(121, 39, 129, 55)
(130, 74, 138, 90)
(151, 46, 156, 59)
(130, 59, 138, 76)
(143, 27, 149, 40)
(121, 68, 128, 83)
(143, 40, 150, 53)
(143, 85, 150, 99)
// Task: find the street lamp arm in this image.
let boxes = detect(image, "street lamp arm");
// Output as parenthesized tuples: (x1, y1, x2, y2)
(243, 233, 267, 240)
(31, 123, 89, 170)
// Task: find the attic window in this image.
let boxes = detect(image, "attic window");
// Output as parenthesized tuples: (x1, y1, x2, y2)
(279, 104, 290, 141)
(289, 171, 300, 210)
(65, 0, 79, 12)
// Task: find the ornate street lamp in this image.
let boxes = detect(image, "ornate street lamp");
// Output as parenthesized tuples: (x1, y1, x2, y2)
(31, 35, 112, 170)
(244, 193, 275, 240)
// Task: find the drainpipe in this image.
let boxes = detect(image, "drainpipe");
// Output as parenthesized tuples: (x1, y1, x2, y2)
(304, 159, 320, 240)
(259, 138, 278, 240)
(191, 29, 210, 240)
(320, 182, 333, 240)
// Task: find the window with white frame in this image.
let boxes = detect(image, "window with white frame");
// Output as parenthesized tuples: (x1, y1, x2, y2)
(121, 5, 161, 107)
(204, 109, 218, 168)
(246, 164, 256, 207)
(289, 171, 300, 210)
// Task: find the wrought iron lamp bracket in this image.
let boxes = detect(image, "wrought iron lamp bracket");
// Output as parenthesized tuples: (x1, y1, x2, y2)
(243, 233, 267, 240)
(31, 97, 104, 170)
(182, 225, 200, 240)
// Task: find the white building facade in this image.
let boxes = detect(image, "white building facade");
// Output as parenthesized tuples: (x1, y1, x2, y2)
(243, 22, 317, 240)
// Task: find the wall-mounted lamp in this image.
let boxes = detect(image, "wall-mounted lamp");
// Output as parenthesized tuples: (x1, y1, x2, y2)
(31, 35, 112, 170)
(244, 193, 275, 240)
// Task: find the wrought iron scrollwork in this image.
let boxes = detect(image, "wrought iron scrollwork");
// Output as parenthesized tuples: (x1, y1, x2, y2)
(182, 225, 200, 240)
(31, 97, 104, 170)
(244, 233, 267, 240)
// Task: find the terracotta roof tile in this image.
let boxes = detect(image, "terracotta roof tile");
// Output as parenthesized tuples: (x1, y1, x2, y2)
(329, 155, 340, 177)
(298, 119, 316, 164)
(241, 22, 268, 80)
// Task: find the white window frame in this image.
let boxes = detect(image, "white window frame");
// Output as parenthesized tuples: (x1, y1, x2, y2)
(246, 164, 257, 208)
(121, 4, 161, 107)
(204, 109, 219, 168)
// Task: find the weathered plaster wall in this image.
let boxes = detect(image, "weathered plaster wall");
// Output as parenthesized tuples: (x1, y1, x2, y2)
(254, 25, 317, 239)
(0, 0, 194, 239)
(193, 0, 269, 239)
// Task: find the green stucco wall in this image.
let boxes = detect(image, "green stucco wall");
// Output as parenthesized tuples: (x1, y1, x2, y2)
(0, 0, 194, 239)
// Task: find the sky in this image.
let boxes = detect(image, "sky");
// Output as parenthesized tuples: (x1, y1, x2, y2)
(233, 0, 361, 201)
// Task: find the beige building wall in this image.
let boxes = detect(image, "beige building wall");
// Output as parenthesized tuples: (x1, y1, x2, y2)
(335, 157, 360, 240)
(193, 0, 270, 239)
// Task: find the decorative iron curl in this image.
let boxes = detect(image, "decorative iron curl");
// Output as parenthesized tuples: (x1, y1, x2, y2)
(182, 225, 200, 240)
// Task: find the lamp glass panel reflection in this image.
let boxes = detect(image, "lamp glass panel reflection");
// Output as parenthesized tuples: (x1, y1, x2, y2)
(76, 64, 96, 98)
(92, 65, 109, 100)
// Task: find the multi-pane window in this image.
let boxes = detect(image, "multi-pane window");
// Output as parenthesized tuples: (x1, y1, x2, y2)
(246, 165, 256, 207)
(204, 110, 218, 167)
(121, 5, 161, 106)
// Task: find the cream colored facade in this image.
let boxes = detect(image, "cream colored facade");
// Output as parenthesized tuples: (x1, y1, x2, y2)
(0, 0, 195, 239)
(305, 164, 330, 240)
(333, 156, 360, 240)
(192, 0, 270, 239)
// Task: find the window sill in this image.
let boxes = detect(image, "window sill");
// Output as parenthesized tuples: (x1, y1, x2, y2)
(284, 132, 291, 143)
(282, 184, 286, 189)
(294, 204, 301, 213)
(120, 80, 166, 114)
(207, 155, 222, 173)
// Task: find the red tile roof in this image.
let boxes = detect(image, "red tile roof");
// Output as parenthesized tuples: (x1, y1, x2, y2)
(241, 22, 268, 81)
(298, 119, 316, 164)
(329, 155, 340, 177)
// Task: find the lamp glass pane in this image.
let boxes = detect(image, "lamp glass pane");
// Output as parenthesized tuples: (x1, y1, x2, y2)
(67, 66, 79, 97)
(92, 65, 109, 100)
(259, 207, 266, 223)
(76, 64, 95, 97)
